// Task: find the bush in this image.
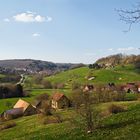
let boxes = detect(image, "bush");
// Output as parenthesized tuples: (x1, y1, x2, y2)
(108, 104, 126, 114)
(53, 83, 65, 89)
(36, 93, 49, 101)
(0, 121, 16, 131)
(42, 80, 52, 89)
(124, 93, 138, 101)
(0, 84, 24, 99)
(35, 93, 52, 116)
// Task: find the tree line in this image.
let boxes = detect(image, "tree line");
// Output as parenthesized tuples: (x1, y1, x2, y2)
(0, 84, 24, 99)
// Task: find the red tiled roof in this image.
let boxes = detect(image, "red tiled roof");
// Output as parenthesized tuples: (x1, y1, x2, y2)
(52, 93, 65, 101)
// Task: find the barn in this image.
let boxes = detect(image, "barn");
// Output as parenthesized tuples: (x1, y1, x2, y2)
(13, 99, 37, 116)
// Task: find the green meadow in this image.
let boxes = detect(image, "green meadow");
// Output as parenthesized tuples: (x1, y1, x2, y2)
(0, 64, 140, 139)
(45, 65, 140, 86)
(1, 101, 140, 140)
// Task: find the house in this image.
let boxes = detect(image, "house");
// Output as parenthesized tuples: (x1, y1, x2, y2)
(83, 85, 94, 92)
(51, 93, 70, 109)
(1, 108, 23, 120)
(13, 99, 37, 116)
(121, 84, 137, 93)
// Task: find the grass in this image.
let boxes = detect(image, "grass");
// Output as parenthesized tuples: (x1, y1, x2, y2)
(1, 101, 140, 139)
(0, 89, 71, 114)
(0, 64, 140, 139)
(44, 65, 140, 88)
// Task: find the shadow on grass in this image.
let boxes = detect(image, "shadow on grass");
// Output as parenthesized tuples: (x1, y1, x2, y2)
(99, 118, 140, 130)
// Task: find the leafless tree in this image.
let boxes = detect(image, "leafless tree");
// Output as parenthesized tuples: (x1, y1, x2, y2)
(117, 3, 140, 31)
(71, 89, 99, 133)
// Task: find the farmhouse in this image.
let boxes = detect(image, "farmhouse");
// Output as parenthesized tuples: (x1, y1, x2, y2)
(51, 93, 70, 109)
(14, 99, 37, 116)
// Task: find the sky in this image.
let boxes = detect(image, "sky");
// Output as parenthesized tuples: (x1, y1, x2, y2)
(0, 0, 140, 64)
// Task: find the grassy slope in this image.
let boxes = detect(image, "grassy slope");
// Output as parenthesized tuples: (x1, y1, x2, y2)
(1, 101, 140, 140)
(0, 64, 140, 139)
(46, 65, 140, 86)
(0, 89, 71, 114)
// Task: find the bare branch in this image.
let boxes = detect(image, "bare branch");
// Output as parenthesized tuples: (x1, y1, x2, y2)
(117, 3, 140, 32)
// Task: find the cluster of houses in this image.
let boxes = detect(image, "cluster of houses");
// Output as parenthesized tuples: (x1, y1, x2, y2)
(122, 83, 140, 93)
(0, 93, 70, 121)
(1, 82, 140, 121)
(83, 82, 140, 93)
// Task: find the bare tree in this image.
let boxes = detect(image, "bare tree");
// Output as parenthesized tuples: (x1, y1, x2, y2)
(117, 3, 140, 31)
(71, 89, 99, 133)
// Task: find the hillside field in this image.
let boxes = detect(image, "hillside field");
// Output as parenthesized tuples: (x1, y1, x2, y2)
(1, 101, 140, 140)
(0, 64, 140, 139)
(45, 65, 140, 87)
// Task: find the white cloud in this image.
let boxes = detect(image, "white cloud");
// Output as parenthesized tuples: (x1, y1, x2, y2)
(13, 12, 52, 23)
(117, 47, 138, 51)
(13, 13, 35, 22)
(35, 15, 46, 22)
(46, 16, 53, 22)
(4, 18, 10, 22)
(32, 33, 40, 37)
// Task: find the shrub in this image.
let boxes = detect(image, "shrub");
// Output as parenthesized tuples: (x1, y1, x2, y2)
(108, 104, 126, 114)
(0, 84, 24, 99)
(53, 83, 65, 89)
(36, 93, 49, 101)
(35, 93, 52, 116)
(124, 93, 138, 101)
(42, 80, 52, 89)
(41, 101, 52, 116)
(0, 121, 16, 131)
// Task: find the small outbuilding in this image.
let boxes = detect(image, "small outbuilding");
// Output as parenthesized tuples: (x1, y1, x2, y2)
(1, 108, 23, 120)
(13, 99, 37, 116)
(51, 93, 70, 109)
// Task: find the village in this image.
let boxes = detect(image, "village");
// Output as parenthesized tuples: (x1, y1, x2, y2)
(0, 81, 140, 121)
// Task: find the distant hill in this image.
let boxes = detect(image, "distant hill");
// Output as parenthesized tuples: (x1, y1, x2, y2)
(95, 54, 140, 68)
(44, 54, 140, 88)
(0, 59, 84, 75)
(88, 54, 140, 69)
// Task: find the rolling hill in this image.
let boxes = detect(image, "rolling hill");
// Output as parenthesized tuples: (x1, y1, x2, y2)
(0, 54, 140, 140)
(0, 59, 84, 75)
(44, 64, 140, 88)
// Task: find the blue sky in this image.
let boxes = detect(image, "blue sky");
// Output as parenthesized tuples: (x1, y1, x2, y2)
(0, 0, 140, 63)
